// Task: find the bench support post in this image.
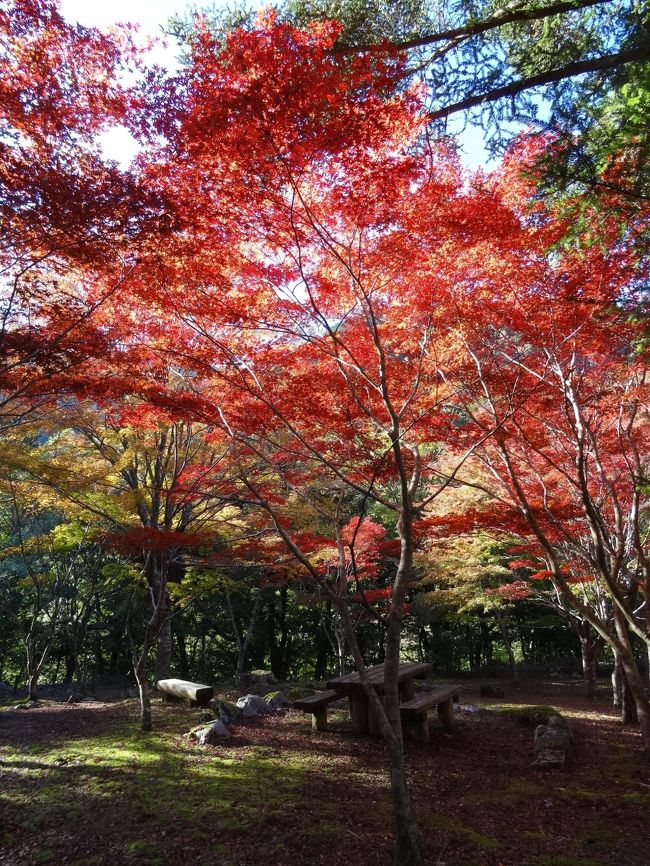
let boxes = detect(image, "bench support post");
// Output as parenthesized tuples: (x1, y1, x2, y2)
(411, 714, 429, 743)
(350, 693, 369, 734)
(437, 697, 454, 731)
(312, 707, 327, 732)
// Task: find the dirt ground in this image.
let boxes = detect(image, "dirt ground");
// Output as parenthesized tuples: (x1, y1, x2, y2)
(1, 679, 648, 866)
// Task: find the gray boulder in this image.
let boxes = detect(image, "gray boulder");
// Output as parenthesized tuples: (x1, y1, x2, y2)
(192, 719, 232, 746)
(238, 670, 277, 689)
(211, 698, 242, 725)
(264, 690, 289, 711)
(236, 693, 271, 717)
(534, 719, 573, 754)
(532, 715, 572, 769)
(121, 686, 139, 698)
(532, 749, 566, 769)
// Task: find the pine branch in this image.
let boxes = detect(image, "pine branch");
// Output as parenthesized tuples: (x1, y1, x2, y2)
(337, 0, 615, 53)
(427, 47, 650, 121)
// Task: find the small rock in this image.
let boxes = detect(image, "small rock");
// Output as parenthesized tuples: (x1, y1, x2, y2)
(459, 703, 481, 714)
(236, 694, 272, 718)
(192, 719, 231, 745)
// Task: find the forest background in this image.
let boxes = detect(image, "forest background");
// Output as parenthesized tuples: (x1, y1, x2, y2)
(1, 1, 649, 863)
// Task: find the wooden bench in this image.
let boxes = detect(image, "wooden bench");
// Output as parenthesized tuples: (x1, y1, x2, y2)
(400, 685, 460, 742)
(157, 678, 214, 707)
(291, 690, 339, 732)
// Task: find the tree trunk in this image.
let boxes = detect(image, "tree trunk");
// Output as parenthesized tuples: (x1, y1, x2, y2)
(64, 652, 76, 684)
(578, 623, 600, 698)
(25, 637, 53, 701)
(136, 670, 152, 732)
(338, 602, 422, 866)
(268, 586, 290, 680)
(612, 655, 623, 707)
(230, 590, 262, 683)
(130, 555, 169, 731)
(337, 503, 423, 866)
(384, 619, 422, 866)
(335, 620, 346, 676)
(314, 615, 330, 680)
(27, 669, 40, 702)
(133, 616, 161, 732)
(613, 611, 650, 746)
(154, 594, 172, 683)
(496, 611, 519, 684)
(387, 734, 423, 866)
(620, 666, 639, 725)
(175, 624, 189, 679)
(580, 637, 597, 697)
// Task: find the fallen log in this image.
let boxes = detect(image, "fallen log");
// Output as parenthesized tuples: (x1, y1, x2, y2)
(157, 678, 213, 707)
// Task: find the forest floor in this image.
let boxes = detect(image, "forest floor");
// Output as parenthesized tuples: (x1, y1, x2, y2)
(1, 679, 649, 866)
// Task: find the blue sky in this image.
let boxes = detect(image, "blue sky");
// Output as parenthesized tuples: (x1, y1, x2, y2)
(60, 0, 191, 163)
(60, 0, 186, 36)
(59, 0, 493, 168)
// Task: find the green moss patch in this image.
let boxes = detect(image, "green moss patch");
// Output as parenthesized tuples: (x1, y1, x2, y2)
(422, 811, 502, 852)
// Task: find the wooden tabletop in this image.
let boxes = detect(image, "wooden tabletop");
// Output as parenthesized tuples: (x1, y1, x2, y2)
(326, 661, 431, 694)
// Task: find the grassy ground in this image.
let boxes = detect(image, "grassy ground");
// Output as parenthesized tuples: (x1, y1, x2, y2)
(1, 681, 649, 865)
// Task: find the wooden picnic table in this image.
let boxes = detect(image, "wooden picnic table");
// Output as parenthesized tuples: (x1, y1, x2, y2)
(326, 661, 431, 734)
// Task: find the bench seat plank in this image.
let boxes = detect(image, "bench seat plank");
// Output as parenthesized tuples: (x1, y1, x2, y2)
(399, 686, 459, 715)
(291, 689, 339, 732)
(400, 685, 461, 742)
(291, 690, 338, 711)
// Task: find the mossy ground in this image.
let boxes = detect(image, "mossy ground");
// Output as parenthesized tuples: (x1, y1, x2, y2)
(0, 704, 312, 865)
(1, 681, 648, 866)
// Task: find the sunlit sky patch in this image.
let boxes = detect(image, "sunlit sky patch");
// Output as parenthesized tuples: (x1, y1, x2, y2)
(59, 0, 493, 169)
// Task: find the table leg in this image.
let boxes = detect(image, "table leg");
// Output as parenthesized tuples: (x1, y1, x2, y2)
(349, 692, 369, 734)
(399, 679, 415, 702)
(368, 696, 383, 735)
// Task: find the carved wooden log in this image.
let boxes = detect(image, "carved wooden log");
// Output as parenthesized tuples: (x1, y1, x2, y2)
(157, 678, 213, 706)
